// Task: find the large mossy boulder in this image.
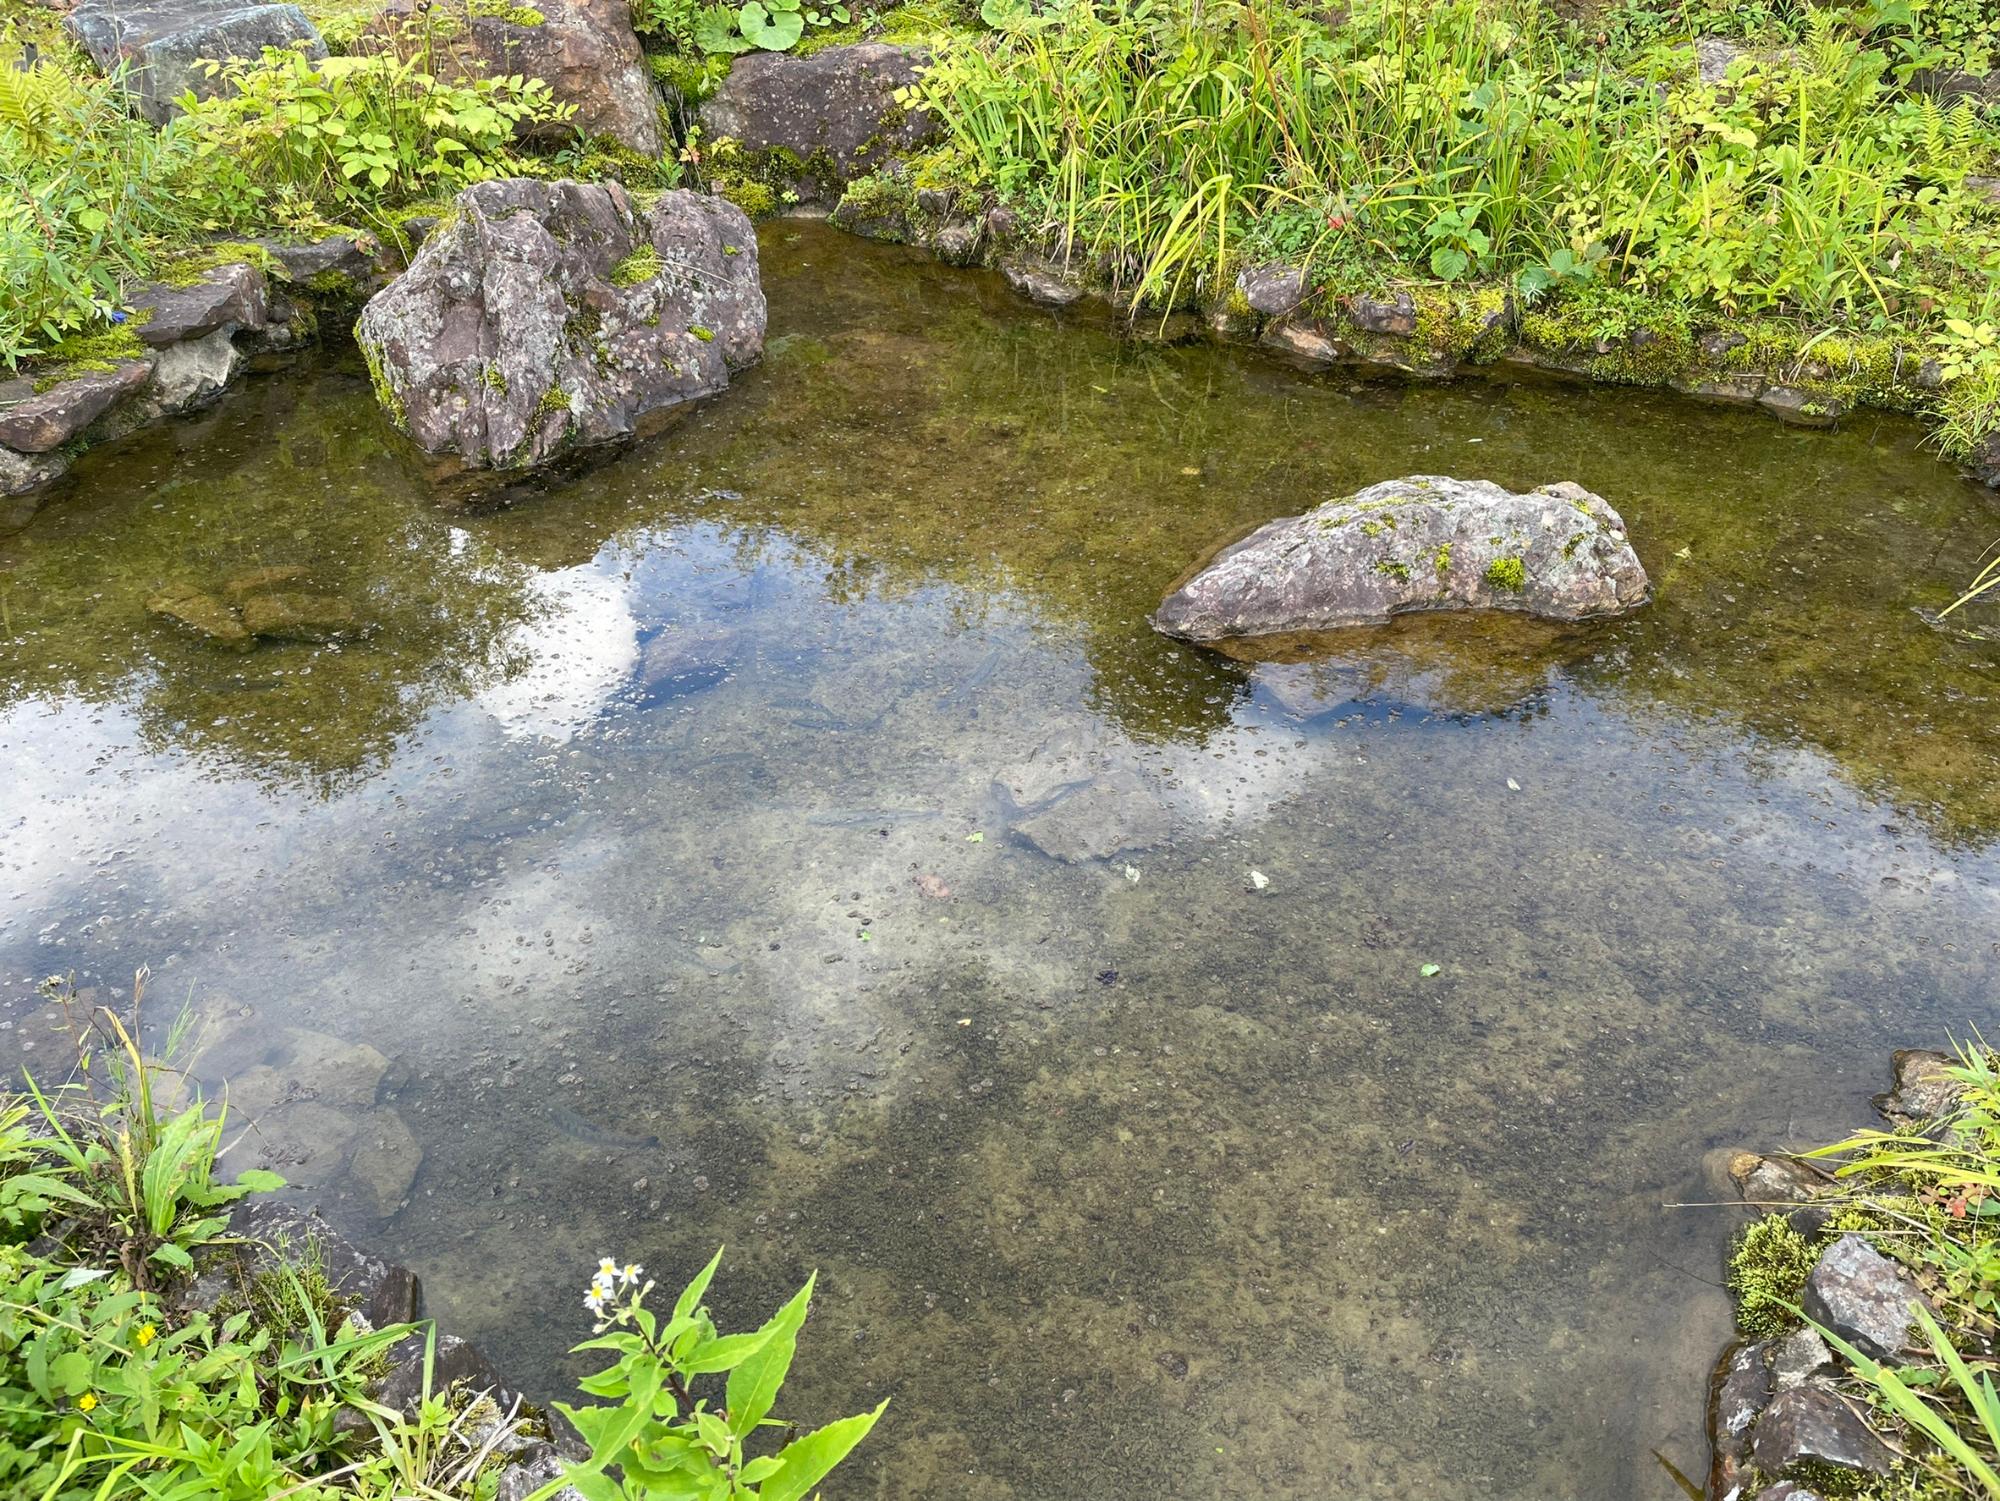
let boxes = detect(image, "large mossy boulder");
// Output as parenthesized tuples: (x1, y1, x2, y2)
(355, 178, 765, 476)
(698, 43, 939, 206)
(1152, 475, 1649, 643)
(66, 0, 326, 122)
(362, 0, 662, 155)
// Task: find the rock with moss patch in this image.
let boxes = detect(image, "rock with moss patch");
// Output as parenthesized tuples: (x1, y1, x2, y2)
(242, 591, 358, 641)
(355, 178, 765, 476)
(127, 262, 269, 347)
(0, 360, 154, 453)
(1152, 475, 1649, 642)
(362, 0, 661, 153)
(698, 44, 939, 205)
(148, 585, 252, 646)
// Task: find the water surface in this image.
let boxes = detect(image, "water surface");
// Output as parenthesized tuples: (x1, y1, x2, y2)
(4, 223, 2000, 1499)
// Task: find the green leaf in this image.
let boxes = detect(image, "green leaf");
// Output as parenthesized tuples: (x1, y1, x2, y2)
(759, 1402, 887, 1501)
(672, 1247, 726, 1326)
(49, 1349, 92, 1395)
(231, 1169, 287, 1194)
(1419, 963, 1441, 978)
(728, 1273, 814, 1437)
(681, 1326, 775, 1375)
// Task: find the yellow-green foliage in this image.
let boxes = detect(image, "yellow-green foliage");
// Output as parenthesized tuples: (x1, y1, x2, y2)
(611, 246, 664, 288)
(467, 0, 546, 23)
(1483, 556, 1526, 592)
(1728, 1213, 1819, 1338)
(27, 325, 149, 392)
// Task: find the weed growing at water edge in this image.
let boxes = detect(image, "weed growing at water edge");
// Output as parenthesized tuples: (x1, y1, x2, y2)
(532, 1247, 884, 1501)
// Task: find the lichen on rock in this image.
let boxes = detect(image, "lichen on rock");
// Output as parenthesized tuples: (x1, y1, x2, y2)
(1151, 474, 1650, 642)
(354, 178, 766, 477)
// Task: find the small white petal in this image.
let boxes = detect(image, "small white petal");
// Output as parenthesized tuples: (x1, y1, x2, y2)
(1249, 870, 1270, 890)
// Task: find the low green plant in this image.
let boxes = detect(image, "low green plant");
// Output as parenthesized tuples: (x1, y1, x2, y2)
(533, 1248, 884, 1500)
(179, 45, 573, 227)
(1728, 1212, 1819, 1338)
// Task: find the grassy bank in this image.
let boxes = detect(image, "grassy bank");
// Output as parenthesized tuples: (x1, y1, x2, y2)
(894, 0, 2000, 460)
(0, 979, 877, 1500)
(1728, 1041, 2000, 1497)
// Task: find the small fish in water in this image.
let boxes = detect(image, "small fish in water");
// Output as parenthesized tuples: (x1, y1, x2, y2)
(940, 646, 1001, 702)
(548, 1103, 661, 1152)
(806, 807, 942, 828)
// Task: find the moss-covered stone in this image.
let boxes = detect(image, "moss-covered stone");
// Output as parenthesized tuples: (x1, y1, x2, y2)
(1728, 1213, 1820, 1339)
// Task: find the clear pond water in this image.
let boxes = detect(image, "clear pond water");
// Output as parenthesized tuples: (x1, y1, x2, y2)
(5, 223, 2000, 1498)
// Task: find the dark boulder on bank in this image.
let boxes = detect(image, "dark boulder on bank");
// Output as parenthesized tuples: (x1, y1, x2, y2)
(356, 178, 765, 476)
(66, 0, 326, 122)
(699, 43, 940, 204)
(1152, 475, 1649, 643)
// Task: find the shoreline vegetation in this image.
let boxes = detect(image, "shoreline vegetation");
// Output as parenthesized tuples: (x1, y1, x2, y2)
(1715, 1042, 2000, 1500)
(4, 0, 2000, 488)
(0, 978, 880, 1501)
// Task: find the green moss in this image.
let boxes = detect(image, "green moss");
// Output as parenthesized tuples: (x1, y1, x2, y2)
(690, 326, 715, 342)
(610, 246, 663, 288)
(1374, 557, 1411, 581)
(361, 340, 406, 428)
(483, 364, 508, 395)
(1483, 556, 1526, 592)
(154, 241, 281, 287)
(1434, 542, 1452, 575)
(26, 324, 149, 393)
(537, 383, 574, 418)
(1727, 1213, 1819, 1339)
(650, 51, 730, 103)
(467, 0, 545, 22)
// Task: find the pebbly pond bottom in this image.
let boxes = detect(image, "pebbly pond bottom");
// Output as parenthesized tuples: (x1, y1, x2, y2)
(6, 222, 2000, 1499)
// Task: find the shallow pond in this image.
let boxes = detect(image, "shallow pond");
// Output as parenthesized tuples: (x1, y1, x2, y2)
(5, 222, 2000, 1498)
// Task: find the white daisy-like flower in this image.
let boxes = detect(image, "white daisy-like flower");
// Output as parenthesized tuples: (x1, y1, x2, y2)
(619, 1262, 643, 1288)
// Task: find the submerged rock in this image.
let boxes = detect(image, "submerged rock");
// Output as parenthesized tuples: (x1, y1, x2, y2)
(1708, 1339, 1770, 1498)
(698, 44, 938, 203)
(355, 179, 765, 476)
(1152, 475, 1649, 643)
(241, 591, 357, 642)
(995, 726, 1169, 863)
(148, 585, 250, 647)
(66, 0, 325, 122)
(1002, 257, 1087, 308)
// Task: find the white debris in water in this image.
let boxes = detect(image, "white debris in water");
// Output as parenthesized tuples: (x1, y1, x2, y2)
(1249, 869, 1270, 890)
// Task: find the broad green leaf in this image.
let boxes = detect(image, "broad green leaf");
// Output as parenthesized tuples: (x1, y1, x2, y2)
(672, 1247, 726, 1326)
(728, 1274, 814, 1437)
(681, 1326, 775, 1375)
(758, 1402, 887, 1501)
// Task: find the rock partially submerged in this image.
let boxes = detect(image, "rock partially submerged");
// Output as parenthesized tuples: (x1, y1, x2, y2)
(1152, 475, 1649, 643)
(355, 179, 765, 476)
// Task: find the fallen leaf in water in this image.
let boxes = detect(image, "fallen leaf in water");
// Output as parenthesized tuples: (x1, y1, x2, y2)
(965, 831, 984, 843)
(1673, 545, 1692, 560)
(1249, 870, 1270, 890)
(1179, 466, 1200, 477)
(1420, 962, 1442, 978)
(1123, 864, 1141, 883)
(1506, 778, 1521, 791)
(957, 1017, 972, 1026)
(915, 873, 952, 900)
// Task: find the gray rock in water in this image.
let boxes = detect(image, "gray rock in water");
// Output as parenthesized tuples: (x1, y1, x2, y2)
(1002, 257, 1086, 308)
(1802, 1234, 1923, 1360)
(66, 0, 325, 122)
(1874, 1048, 1966, 1125)
(1010, 770, 1168, 863)
(1348, 290, 1417, 336)
(355, 179, 765, 475)
(362, 0, 661, 155)
(148, 585, 251, 646)
(0, 360, 153, 453)
(1152, 475, 1649, 643)
(241, 591, 357, 642)
(1751, 1385, 1893, 1480)
(1711, 1339, 1770, 1467)
(1771, 1327, 1835, 1392)
(699, 44, 939, 203)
